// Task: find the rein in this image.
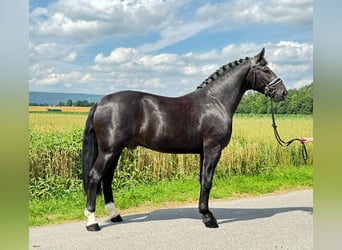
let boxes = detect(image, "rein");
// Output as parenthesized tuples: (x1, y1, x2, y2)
(270, 100, 308, 161)
(250, 60, 308, 161)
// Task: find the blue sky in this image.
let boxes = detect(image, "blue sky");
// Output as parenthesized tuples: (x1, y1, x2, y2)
(29, 0, 313, 96)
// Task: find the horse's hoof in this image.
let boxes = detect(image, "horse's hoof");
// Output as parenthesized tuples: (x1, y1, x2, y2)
(204, 220, 219, 228)
(203, 217, 219, 228)
(86, 223, 101, 231)
(204, 219, 219, 228)
(110, 215, 123, 223)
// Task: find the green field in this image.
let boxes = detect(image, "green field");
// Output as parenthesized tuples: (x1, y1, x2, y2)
(29, 112, 313, 226)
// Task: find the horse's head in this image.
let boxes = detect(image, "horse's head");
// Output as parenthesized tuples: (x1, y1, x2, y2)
(248, 48, 287, 102)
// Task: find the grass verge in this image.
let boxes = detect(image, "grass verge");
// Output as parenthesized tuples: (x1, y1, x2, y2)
(29, 165, 312, 227)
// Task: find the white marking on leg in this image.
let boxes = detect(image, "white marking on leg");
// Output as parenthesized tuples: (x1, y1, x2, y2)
(84, 208, 98, 226)
(105, 202, 119, 219)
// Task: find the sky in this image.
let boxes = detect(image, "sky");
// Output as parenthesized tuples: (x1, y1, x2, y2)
(29, 0, 313, 97)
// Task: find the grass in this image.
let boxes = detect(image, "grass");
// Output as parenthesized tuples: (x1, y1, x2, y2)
(29, 165, 312, 227)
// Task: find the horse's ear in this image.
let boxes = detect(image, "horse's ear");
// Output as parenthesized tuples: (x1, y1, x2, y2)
(254, 48, 265, 63)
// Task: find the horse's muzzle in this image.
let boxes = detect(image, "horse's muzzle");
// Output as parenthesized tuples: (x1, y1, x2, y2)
(265, 78, 287, 102)
(272, 88, 287, 102)
(272, 91, 287, 102)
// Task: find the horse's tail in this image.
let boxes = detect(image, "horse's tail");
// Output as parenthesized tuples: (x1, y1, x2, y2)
(82, 103, 101, 194)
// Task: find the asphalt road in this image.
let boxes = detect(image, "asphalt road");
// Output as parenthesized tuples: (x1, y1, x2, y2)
(29, 189, 313, 250)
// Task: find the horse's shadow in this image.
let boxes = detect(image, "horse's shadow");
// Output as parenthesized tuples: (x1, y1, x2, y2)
(100, 206, 312, 229)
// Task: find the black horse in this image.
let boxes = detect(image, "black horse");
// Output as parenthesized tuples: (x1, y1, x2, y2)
(82, 48, 287, 231)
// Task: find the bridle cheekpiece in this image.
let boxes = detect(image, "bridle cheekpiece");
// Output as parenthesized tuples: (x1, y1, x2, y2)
(249, 60, 283, 98)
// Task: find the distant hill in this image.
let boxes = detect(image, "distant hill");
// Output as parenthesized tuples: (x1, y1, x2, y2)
(29, 91, 104, 106)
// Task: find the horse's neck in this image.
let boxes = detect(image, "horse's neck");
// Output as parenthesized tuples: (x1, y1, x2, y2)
(204, 63, 249, 113)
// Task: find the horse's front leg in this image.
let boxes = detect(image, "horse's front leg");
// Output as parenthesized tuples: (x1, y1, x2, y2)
(199, 145, 222, 228)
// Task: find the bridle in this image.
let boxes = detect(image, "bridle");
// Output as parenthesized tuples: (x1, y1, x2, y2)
(249, 60, 308, 161)
(249, 61, 283, 98)
(264, 77, 283, 98)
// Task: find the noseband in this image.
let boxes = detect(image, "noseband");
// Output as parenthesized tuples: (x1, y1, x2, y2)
(250, 62, 283, 98)
(263, 77, 283, 97)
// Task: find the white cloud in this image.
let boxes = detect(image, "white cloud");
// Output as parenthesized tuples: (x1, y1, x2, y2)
(29, 1, 312, 95)
(30, 0, 187, 40)
(142, 77, 164, 89)
(137, 0, 313, 54)
(30, 42, 78, 62)
(94, 47, 139, 64)
(138, 19, 216, 53)
(182, 66, 199, 75)
(65, 52, 77, 62)
(269, 41, 313, 63)
(30, 40, 312, 94)
(37, 41, 309, 95)
(30, 60, 90, 89)
(196, 0, 312, 26)
(30, 7, 48, 20)
(38, 72, 66, 86)
(293, 79, 312, 89)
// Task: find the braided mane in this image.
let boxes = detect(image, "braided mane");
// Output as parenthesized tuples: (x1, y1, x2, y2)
(197, 57, 250, 90)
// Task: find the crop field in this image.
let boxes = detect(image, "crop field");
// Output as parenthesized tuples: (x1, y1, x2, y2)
(29, 106, 91, 113)
(29, 108, 313, 225)
(29, 108, 313, 192)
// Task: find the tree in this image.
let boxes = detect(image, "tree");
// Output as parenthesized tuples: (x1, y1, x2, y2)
(66, 99, 73, 106)
(236, 83, 313, 114)
(74, 100, 90, 107)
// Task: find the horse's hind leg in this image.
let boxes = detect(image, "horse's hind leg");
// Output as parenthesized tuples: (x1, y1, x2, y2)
(84, 150, 118, 231)
(102, 152, 123, 223)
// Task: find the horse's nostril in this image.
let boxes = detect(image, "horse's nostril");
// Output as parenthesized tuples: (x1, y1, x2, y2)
(283, 90, 288, 96)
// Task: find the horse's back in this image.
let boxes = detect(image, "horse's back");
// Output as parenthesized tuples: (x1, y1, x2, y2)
(93, 90, 204, 153)
(97, 90, 143, 104)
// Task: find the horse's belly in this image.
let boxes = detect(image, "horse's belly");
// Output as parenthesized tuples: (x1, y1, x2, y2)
(145, 143, 201, 154)
(130, 134, 201, 154)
